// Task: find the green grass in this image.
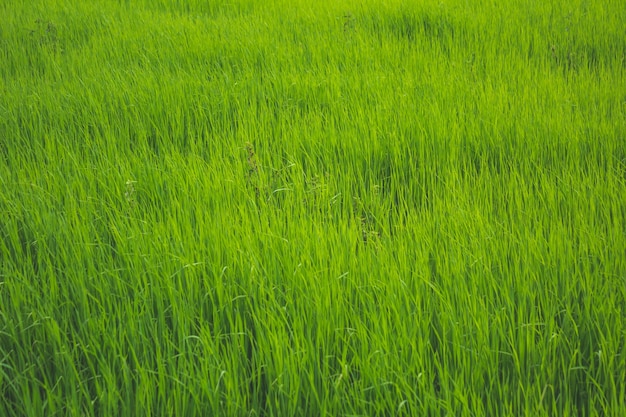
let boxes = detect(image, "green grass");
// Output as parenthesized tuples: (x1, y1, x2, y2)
(1, 0, 625, 415)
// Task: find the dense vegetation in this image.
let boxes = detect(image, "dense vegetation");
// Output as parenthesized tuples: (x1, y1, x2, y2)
(1, 0, 625, 415)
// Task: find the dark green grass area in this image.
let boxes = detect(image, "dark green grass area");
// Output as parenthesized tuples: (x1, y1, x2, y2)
(1, 0, 625, 415)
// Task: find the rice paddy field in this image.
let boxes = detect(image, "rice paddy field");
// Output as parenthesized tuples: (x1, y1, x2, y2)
(1, 0, 625, 415)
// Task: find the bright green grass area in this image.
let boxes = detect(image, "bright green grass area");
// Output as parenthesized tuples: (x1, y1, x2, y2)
(1, 0, 625, 415)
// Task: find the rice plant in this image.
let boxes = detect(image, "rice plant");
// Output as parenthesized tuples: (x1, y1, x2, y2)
(1, 0, 624, 415)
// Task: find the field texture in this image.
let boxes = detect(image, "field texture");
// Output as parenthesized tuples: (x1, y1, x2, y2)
(1, 0, 625, 415)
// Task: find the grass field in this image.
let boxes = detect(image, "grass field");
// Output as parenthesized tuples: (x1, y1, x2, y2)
(1, 0, 625, 415)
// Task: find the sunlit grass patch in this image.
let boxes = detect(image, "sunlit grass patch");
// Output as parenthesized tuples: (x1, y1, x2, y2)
(0, 0, 625, 415)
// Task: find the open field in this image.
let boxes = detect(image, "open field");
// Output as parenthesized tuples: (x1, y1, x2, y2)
(1, 0, 625, 415)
